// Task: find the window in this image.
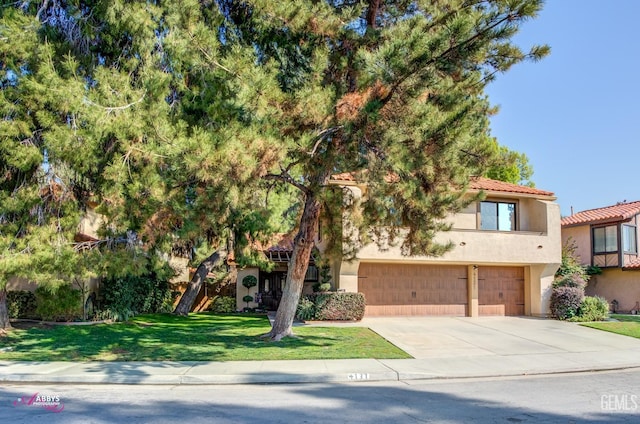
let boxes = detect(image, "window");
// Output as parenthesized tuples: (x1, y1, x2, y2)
(593, 225, 618, 253)
(480, 201, 516, 231)
(304, 265, 319, 282)
(623, 225, 637, 253)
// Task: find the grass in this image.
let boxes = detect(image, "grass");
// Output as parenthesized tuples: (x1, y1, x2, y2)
(0, 313, 410, 361)
(580, 314, 640, 339)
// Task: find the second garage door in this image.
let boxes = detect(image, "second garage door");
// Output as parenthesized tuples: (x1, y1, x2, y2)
(358, 263, 468, 316)
(478, 266, 525, 316)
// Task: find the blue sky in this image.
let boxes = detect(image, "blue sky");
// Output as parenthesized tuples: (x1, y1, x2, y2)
(485, 0, 640, 217)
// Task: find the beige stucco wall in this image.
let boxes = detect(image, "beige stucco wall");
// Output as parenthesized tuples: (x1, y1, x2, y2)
(336, 186, 561, 316)
(169, 256, 191, 284)
(585, 269, 640, 312)
(236, 268, 259, 311)
(352, 200, 560, 267)
(561, 225, 591, 266)
(78, 208, 103, 239)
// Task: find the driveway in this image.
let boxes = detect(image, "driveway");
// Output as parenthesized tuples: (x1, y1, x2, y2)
(359, 316, 640, 358)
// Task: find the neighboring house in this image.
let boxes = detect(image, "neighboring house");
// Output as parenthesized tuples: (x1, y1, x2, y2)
(561, 201, 640, 313)
(238, 176, 561, 317)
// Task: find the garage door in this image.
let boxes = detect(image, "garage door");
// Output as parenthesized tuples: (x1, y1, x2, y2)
(478, 266, 524, 316)
(358, 263, 468, 316)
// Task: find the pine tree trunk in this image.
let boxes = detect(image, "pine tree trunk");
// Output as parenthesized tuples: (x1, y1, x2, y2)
(267, 194, 323, 341)
(0, 286, 11, 330)
(173, 251, 225, 316)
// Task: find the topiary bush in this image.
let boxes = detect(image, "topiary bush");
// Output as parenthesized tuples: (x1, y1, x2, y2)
(209, 296, 237, 313)
(550, 286, 584, 320)
(35, 284, 82, 321)
(571, 296, 609, 322)
(7, 290, 37, 319)
(97, 273, 173, 321)
(297, 292, 366, 321)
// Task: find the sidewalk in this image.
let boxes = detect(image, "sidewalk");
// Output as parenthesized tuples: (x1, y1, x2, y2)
(2, 317, 640, 385)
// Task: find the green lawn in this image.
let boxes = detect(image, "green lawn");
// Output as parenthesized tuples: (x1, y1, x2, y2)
(581, 314, 640, 339)
(0, 313, 410, 361)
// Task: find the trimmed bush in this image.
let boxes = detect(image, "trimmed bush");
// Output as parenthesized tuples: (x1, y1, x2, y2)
(550, 286, 584, 320)
(209, 296, 237, 313)
(295, 296, 315, 321)
(97, 274, 173, 321)
(35, 284, 82, 322)
(571, 296, 609, 322)
(297, 292, 366, 321)
(7, 290, 37, 319)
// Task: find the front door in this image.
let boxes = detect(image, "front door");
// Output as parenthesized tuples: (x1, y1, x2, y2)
(258, 270, 287, 310)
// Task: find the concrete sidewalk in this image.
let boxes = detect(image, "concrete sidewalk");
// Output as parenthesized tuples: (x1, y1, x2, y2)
(2, 317, 640, 385)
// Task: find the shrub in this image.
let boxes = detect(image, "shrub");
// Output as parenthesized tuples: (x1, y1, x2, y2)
(550, 286, 584, 320)
(209, 296, 237, 313)
(241, 275, 257, 290)
(97, 273, 172, 321)
(295, 296, 315, 321)
(298, 292, 366, 321)
(35, 284, 82, 321)
(571, 296, 609, 322)
(7, 290, 37, 319)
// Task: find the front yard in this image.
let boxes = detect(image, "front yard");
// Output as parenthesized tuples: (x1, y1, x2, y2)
(0, 313, 410, 361)
(580, 314, 640, 339)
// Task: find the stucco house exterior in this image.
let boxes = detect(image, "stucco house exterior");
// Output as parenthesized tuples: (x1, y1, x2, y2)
(561, 201, 640, 313)
(239, 176, 562, 317)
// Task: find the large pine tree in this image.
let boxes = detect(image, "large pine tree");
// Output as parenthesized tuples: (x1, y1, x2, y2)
(220, 0, 549, 340)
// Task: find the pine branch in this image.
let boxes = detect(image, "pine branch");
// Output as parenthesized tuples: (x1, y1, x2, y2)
(263, 171, 311, 195)
(188, 32, 236, 75)
(83, 92, 146, 113)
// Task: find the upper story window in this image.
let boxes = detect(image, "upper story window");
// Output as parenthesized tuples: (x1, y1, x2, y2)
(623, 225, 637, 254)
(593, 225, 618, 254)
(480, 201, 516, 231)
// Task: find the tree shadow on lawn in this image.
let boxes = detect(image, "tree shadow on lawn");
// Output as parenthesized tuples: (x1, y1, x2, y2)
(0, 313, 390, 362)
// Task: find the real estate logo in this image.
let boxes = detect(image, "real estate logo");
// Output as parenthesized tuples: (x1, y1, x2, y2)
(601, 394, 638, 412)
(13, 392, 64, 413)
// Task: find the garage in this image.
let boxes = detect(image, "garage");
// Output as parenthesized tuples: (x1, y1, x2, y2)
(358, 263, 468, 316)
(478, 266, 525, 316)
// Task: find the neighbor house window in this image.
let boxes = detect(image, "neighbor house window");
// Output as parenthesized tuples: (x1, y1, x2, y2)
(623, 225, 637, 253)
(480, 201, 516, 231)
(593, 225, 618, 254)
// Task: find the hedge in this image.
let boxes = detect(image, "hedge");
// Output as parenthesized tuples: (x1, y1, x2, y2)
(7, 290, 38, 319)
(296, 292, 365, 321)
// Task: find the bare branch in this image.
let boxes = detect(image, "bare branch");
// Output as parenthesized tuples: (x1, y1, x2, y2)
(307, 126, 343, 157)
(263, 171, 311, 195)
(83, 92, 146, 113)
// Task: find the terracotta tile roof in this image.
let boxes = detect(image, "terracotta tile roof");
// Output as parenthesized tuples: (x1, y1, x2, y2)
(561, 201, 640, 227)
(330, 173, 554, 198)
(468, 177, 554, 197)
(623, 258, 640, 270)
(330, 172, 357, 182)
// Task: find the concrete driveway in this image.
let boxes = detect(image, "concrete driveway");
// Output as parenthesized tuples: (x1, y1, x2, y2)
(361, 316, 640, 360)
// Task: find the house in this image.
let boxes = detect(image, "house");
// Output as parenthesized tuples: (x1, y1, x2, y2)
(561, 201, 640, 313)
(238, 176, 562, 317)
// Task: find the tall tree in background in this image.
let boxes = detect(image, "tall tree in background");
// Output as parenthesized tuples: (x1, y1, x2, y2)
(222, 0, 549, 340)
(485, 141, 535, 186)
